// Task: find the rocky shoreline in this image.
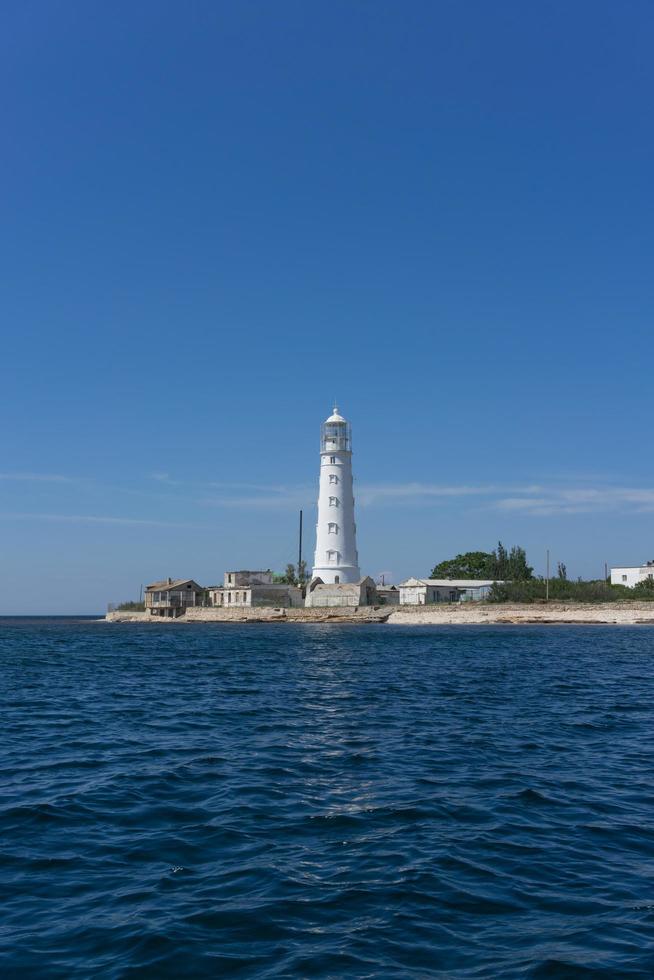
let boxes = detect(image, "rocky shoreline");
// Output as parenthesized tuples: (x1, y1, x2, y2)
(105, 602, 654, 626)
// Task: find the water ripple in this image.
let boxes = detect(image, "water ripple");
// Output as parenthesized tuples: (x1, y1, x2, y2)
(1, 619, 654, 977)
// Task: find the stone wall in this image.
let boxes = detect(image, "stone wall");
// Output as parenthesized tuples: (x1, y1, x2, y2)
(388, 602, 654, 625)
(184, 606, 389, 622)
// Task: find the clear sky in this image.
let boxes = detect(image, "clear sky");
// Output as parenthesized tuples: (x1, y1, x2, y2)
(2, 1, 653, 613)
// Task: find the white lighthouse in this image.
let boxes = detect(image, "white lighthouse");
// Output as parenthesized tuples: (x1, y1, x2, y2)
(311, 406, 361, 584)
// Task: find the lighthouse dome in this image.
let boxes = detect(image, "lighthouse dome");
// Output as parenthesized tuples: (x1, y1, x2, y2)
(326, 405, 346, 423)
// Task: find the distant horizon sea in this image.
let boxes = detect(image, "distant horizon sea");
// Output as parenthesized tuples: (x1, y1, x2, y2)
(2, 618, 654, 978)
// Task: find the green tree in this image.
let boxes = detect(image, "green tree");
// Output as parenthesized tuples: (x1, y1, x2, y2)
(488, 541, 533, 580)
(506, 544, 533, 580)
(492, 541, 508, 578)
(557, 562, 567, 580)
(432, 542, 533, 581)
(430, 551, 494, 579)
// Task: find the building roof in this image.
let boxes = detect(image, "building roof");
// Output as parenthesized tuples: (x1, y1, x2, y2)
(325, 404, 346, 423)
(145, 578, 202, 592)
(399, 578, 498, 588)
(310, 576, 375, 594)
(215, 583, 299, 591)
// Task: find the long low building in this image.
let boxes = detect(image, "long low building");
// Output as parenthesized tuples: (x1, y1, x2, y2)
(399, 578, 498, 604)
(209, 570, 303, 609)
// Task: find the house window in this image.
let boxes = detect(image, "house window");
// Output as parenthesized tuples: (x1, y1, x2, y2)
(329, 474, 338, 485)
(335, 575, 340, 584)
(329, 456, 336, 464)
(622, 575, 627, 582)
(328, 522, 338, 533)
(329, 496, 338, 507)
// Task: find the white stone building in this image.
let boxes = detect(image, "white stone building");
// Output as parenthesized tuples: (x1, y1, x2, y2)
(399, 578, 498, 604)
(208, 571, 303, 609)
(610, 562, 654, 588)
(311, 406, 360, 585)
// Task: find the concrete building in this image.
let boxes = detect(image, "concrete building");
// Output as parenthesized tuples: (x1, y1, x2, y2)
(145, 578, 205, 617)
(311, 406, 360, 585)
(305, 576, 377, 608)
(209, 570, 303, 609)
(399, 578, 497, 604)
(610, 561, 654, 588)
(376, 584, 401, 605)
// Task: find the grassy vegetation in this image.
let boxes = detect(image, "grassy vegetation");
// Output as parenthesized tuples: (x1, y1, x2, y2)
(488, 579, 654, 603)
(116, 601, 145, 611)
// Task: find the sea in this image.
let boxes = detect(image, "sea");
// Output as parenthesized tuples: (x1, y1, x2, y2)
(1, 618, 654, 979)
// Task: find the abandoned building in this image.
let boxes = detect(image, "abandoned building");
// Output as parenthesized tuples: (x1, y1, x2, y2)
(208, 570, 303, 609)
(144, 578, 205, 617)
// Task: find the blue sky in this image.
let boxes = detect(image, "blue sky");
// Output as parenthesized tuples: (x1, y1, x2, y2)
(1, 1, 653, 613)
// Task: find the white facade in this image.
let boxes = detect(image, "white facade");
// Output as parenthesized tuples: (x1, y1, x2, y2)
(611, 562, 654, 588)
(311, 406, 360, 585)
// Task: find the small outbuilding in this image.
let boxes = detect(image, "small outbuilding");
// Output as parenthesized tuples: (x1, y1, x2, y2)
(376, 584, 401, 605)
(305, 576, 377, 608)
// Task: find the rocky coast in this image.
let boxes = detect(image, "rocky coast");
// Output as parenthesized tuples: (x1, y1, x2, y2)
(105, 603, 654, 626)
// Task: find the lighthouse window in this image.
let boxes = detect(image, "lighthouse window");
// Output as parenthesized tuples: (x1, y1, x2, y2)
(329, 456, 336, 464)
(329, 496, 338, 507)
(329, 474, 338, 485)
(327, 550, 340, 563)
(328, 522, 338, 534)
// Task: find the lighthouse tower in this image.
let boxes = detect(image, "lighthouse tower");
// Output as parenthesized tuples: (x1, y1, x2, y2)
(312, 406, 361, 584)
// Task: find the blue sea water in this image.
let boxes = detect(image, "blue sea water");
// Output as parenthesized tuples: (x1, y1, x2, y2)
(1, 620, 654, 979)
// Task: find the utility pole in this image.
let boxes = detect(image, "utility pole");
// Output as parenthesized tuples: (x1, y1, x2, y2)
(546, 549, 550, 602)
(298, 509, 303, 579)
